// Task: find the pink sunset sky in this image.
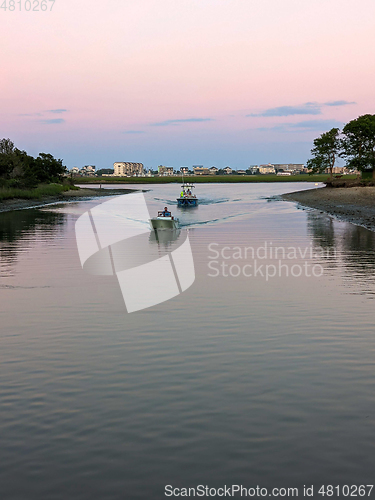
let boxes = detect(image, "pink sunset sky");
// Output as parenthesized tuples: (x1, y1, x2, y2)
(1, 0, 375, 170)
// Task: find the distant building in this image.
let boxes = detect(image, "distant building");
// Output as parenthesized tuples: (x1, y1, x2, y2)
(113, 162, 144, 177)
(71, 167, 80, 175)
(158, 165, 174, 176)
(324, 166, 349, 175)
(223, 166, 232, 174)
(80, 165, 96, 176)
(288, 164, 305, 172)
(193, 166, 209, 175)
(237, 170, 246, 175)
(247, 166, 259, 175)
(274, 164, 305, 174)
(259, 164, 276, 174)
(209, 166, 219, 175)
(277, 171, 293, 176)
(180, 167, 189, 175)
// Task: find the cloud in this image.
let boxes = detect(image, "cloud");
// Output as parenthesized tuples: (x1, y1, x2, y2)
(123, 130, 145, 134)
(40, 118, 65, 124)
(257, 119, 343, 132)
(46, 109, 68, 114)
(248, 103, 321, 117)
(19, 109, 68, 117)
(150, 117, 214, 126)
(324, 100, 356, 106)
(19, 112, 42, 117)
(249, 100, 356, 117)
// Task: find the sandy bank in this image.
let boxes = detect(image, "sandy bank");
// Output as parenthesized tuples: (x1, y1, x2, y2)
(0, 187, 139, 214)
(282, 186, 375, 232)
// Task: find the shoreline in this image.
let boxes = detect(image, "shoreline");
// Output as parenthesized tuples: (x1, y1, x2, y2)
(0, 187, 139, 214)
(75, 173, 346, 184)
(282, 186, 375, 232)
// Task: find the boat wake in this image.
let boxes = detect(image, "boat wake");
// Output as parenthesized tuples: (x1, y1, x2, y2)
(179, 211, 252, 228)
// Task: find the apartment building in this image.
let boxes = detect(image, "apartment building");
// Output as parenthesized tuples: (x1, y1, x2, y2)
(113, 162, 144, 177)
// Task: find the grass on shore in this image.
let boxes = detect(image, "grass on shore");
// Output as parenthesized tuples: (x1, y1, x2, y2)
(76, 174, 357, 184)
(0, 183, 78, 201)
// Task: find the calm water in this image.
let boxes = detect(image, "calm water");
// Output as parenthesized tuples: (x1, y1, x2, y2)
(1, 183, 375, 500)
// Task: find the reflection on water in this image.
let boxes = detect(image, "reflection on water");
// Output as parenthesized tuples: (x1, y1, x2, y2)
(307, 211, 375, 295)
(149, 228, 181, 247)
(0, 208, 66, 274)
(1, 183, 375, 499)
(307, 211, 336, 251)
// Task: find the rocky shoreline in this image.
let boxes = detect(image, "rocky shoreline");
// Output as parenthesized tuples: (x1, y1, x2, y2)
(0, 187, 139, 214)
(282, 186, 375, 232)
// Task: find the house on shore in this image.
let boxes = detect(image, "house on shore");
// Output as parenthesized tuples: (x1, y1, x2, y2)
(193, 166, 210, 175)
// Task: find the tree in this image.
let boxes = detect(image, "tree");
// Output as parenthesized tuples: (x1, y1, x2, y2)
(0, 138, 16, 177)
(96, 168, 114, 176)
(341, 114, 375, 179)
(0, 138, 67, 185)
(33, 153, 66, 182)
(0, 138, 15, 156)
(14, 149, 39, 187)
(306, 128, 341, 180)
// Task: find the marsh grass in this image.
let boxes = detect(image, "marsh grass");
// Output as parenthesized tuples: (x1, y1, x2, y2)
(0, 183, 77, 201)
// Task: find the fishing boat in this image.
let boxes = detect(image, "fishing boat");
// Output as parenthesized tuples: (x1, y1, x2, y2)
(177, 182, 198, 207)
(149, 207, 180, 230)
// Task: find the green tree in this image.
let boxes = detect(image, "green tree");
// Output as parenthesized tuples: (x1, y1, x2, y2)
(0, 138, 15, 156)
(341, 114, 375, 179)
(306, 128, 341, 180)
(96, 168, 114, 176)
(0, 138, 16, 177)
(33, 153, 66, 182)
(14, 149, 39, 187)
(0, 139, 66, 185)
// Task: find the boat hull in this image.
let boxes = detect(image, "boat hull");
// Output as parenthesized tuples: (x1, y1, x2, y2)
(177, 198, 198, 207)
(149, 217, 180, 230)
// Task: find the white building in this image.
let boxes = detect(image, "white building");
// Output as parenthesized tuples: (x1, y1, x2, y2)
(248, 166, 259, 174)
(259, 164, 276, 174)
(113, 162, 144, 177)
(277, 171, 293, 176)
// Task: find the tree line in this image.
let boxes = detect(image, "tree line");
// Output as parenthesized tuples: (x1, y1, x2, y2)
(307, 114, 375, 179)
(0, 138, 67, 188)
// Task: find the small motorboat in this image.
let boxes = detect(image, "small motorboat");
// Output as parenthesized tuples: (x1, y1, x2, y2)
(177, 182, 198, 207)
(149, 207, 180, 230)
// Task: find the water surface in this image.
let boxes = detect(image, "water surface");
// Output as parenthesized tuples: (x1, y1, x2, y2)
(1, 183, 374, 499)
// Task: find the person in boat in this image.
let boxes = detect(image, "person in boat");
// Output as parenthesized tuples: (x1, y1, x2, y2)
(162, 207, 171, 217)
(187, 189, 191, 196)
(180, 190, 184, 198)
